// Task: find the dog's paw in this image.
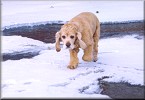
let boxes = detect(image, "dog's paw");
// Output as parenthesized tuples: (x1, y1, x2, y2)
(82, 55, 92, 62)
(56, 47, 61, 52)
(93, 58, 98, 62)
(93, 56, 98, 62)
(67, 64, 78, 69)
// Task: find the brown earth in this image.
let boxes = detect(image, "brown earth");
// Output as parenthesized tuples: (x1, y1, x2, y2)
(100, 81, 145, 99)
(2, 21, 144, 43)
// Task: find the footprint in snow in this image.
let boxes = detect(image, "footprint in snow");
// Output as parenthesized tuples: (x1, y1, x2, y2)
(23, 82, 32, 85)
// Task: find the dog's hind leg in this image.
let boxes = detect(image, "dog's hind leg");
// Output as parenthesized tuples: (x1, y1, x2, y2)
(93, 25, 100, 62)
(82, 44, 93, 62)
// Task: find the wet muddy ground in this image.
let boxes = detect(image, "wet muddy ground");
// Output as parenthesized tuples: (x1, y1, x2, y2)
(2, 21, 144, 43)
(100, 81, 144, 99)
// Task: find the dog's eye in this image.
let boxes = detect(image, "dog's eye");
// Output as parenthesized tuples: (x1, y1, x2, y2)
(70, 36, 74, 39)
(62, 36, 66, 39)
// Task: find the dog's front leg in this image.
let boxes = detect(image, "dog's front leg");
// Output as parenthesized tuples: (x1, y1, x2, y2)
(68, 48, 79, 69)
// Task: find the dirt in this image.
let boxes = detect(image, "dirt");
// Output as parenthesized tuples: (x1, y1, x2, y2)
(2, 21, 144, 43)
(2, 51, 40, 61)
(100, 81, 145, 99)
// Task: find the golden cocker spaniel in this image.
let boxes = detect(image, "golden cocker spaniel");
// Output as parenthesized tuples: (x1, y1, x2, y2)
(55, 12, 100, 69)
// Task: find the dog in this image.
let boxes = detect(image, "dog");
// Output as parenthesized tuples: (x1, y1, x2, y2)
(55, 12, 100, 69)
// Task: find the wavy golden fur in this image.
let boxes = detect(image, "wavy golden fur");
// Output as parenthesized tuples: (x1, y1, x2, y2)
(55, 12, 100, 69)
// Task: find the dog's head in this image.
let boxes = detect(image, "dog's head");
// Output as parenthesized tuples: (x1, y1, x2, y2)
(55, 23, 87, 52)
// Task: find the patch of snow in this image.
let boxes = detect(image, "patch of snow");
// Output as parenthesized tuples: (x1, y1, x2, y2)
(1, 36, 48, 54)
(1, 35, 144, 98)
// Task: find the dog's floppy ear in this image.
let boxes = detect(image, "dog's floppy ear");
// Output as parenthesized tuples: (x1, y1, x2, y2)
(77, 32, 87, 50)
(55, 31, 61, 52)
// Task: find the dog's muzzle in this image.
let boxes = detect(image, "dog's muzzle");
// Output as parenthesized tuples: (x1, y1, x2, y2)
(66, 42, 71, 48)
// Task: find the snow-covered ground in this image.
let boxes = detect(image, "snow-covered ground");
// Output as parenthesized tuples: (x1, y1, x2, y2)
(1, 35, 144, 98)
(2, 1, 143, 27)
(2, 36, 48, 54)
(1, 0, 144, 98)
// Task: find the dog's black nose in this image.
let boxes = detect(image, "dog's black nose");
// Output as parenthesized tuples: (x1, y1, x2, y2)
(66, 42, 71, 47)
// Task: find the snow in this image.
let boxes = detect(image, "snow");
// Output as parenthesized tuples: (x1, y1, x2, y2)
(1, 0, 144, 98)
(2, 1, 144, 27)
(2, 36, 48, 54)
(1, 35, 144, 98)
